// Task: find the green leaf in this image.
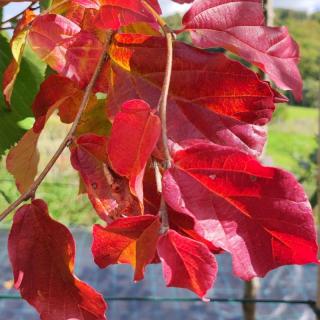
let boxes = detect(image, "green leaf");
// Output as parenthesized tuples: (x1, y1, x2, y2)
(40, 0, 52, 11)
(0, 34, 46, 157)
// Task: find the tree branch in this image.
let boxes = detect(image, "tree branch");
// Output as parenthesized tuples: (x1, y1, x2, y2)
(143, 0, 174, 233)
(0, 30, 114, 222)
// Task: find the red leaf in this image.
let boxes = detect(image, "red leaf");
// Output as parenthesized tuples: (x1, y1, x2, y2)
(74, 0, 162, 30)
(182, 0, 303, 100)
(64, 30, 104, 87)
(143, 163, 161, 214)
(158, 230, 217, 299)
(162, 142, 318, 279)
(28, 14, 80, 72)
(28, 14, 103, 88)
(8, 199, 107, 320)
(169, 210, 223, 254)
(108, 34, 278, 157)
(71, 134, 140, 221)
(108, 99, 161, 204)
(32, 75, 84, 133)
(92, 215, 161, 281)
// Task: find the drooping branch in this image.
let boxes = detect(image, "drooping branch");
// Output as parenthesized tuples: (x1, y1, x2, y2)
(0, 30, 114, 222)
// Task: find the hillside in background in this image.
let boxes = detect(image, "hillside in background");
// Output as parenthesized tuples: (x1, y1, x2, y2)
(275, 9, 320, 106)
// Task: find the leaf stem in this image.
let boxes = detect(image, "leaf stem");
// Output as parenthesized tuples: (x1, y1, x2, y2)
(143, 1, 174, 233)
(0, 30, 114, 222)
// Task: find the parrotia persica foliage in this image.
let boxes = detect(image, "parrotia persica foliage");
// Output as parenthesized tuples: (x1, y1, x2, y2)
(2, 0, 318, 319)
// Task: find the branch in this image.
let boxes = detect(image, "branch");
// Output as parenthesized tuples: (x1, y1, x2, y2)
(0, 30, 114, 222)
(143, 0, 174, 233)
(158, 30, 174, 166)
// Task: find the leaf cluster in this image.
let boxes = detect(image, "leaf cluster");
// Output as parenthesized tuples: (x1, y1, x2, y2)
(0, 1, 318, 319)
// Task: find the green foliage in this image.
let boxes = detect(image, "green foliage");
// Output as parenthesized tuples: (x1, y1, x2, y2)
(40, 0, 52, 11)
(275, 9, 320, 106)
(0, 34, 45, 157)
(267, 106, 317, 195)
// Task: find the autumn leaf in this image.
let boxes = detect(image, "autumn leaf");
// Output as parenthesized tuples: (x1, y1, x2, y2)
(3, 9, 36, 106)
(182, 0, 303, 100)
(73, 0, 162, 30)
(108, 99, 161, 205)
(162, 141, 318, 279)
(6, 130, 40, 194)
(107, 34, 278, 157)
(168, 209, 223, 254)
(71, 133, 140, 221)
(92, 215, 161, 281)
(32, 74, 84, 133)
(28, 14, 80, 72)
(8, 199, 107, 320)
(158, 229, 217, 299)
(28, 14, 103, 88)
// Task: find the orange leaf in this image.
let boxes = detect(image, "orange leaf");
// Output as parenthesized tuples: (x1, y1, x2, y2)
(6, 130, 40, 194)
(93, 215, 161, 281)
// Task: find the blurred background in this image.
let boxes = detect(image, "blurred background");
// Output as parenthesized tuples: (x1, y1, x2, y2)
(0, 1, 319, 320)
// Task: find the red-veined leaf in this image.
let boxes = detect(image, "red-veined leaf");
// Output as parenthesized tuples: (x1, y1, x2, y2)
(73, 0, 161, 30)
(107, 34, 279, 157)
(8, 199, 107, 320)
(28, 14, 103, 88)
(182, 0, 303, 100)
(169, 210, 223, 254)
(28, 14, 80, 72)
(92, 215, 160, 281)
(158, 229, 217, 299)
(162, 142, 318, 280)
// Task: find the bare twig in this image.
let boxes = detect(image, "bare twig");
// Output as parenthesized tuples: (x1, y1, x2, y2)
(0, 30, 114, 222)
(0, 26, 13, 30)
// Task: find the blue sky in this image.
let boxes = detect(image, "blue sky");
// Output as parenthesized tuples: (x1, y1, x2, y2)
(3, 0, 320, 20)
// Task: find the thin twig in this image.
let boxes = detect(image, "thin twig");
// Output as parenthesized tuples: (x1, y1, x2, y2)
(158, 30, 174, 166)
(153, 160, 163, 193)
(153, 160, 170, 233)
(143, 0, 174, 233)
(0, 26, 14, 30)
(0, 30, 114, 222)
